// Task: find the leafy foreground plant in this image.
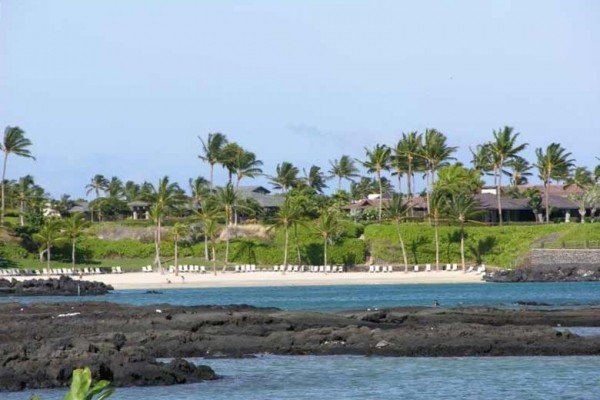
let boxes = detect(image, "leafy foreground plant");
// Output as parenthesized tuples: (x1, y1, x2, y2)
(30, 367, 114, 400)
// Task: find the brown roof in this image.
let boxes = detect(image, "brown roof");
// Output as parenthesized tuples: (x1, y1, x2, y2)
(516, 184, 584, 196)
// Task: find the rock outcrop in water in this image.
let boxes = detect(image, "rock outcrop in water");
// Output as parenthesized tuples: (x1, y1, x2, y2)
(0, 276, 113, 296)
(1, 302, 599, 391)
(484, 265, 600, 282)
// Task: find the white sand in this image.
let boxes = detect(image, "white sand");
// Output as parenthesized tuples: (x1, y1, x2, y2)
(64, 270, 485, 290)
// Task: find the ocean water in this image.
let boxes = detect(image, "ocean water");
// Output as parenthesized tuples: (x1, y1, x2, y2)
(11, 355, 600, 400)
(1, 282, 599, 311)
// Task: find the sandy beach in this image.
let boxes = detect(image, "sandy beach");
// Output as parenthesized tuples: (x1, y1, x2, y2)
(60, 270, 486, 290)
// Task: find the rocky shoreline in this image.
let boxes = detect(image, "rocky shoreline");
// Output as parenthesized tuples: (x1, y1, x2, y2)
(0, 276, 113, 296)
(1, 302, 599, 391)
(484, 265, 600, 282)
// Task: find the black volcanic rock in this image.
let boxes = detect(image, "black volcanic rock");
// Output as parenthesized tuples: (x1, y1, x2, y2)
(0, 276, 113, 296)
(484, 265, 600, 282)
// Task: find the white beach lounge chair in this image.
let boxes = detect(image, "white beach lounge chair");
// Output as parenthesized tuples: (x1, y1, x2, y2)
(414, 265, 419, 272)
(200, 266, 206, 273)
(387, 265, 392, 273)
(426, 264, 431, 272)
(452, 263, 458, 271)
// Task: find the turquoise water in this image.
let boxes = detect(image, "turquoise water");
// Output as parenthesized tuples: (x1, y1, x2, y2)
(1, 282, 599, 311)
(11, 355, 600, 399)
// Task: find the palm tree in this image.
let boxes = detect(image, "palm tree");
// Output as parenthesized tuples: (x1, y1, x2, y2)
(594, 164, 600, 184)
(123, 181, 141, 202)
(33, 219, 64, 275)
(272, 196, 304, 270)
(150, 176, 184, 272)
(270, 161, 300, 193)
(198, 132, 228, 190)
(233, 150, 263, 189)
(487, 126, 528, 225)
(189, 176, 210, 208)
(564, 167, 593, 191)
(85, 174, 108, 222)
(14, 175, 35, 226)
(360, 144, 391, 221)
(304, 165, 328, 194)
(328, 155, 360, 190)
(106, 176, 124, 199)
(429, 191, 447, 271)
(313, 210, 340, 268)
(394, 131, 422, 198)
(193, 196, 221, 263)
(534, 143, 575, 223)
(383, 194, 410, 272)
(62, 213, 91, 269)
(420, 129, 456, 218)
(171, 222, 189, 276)
(470, 143, 492, 177)
(444, 193, 483, 271)
(505, 156, 532, 186)
(1, 126, 35, 225)
(215, 183, 249, 265)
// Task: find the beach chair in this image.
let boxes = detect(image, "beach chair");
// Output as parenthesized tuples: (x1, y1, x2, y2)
(383, 266, 390, 273)
(332, 266, 338, 273)
(95, 267, 102, 274)
(293, 265, 299, 272)
(200, 266, 206, 273)
(375, 265, 381, 273)
(445, 263, 451, 271)
(325, 265, 331, 273)
(466, 266, 474, 273)
(235, 265, 240, 272)
(317, 266, 323, 273)
(251, 265, 256, 272)
(387, 265, 392, 273)
(116, 266, 123, 274)
(414, 265, 419, 272)
(452, 264, 458, 271)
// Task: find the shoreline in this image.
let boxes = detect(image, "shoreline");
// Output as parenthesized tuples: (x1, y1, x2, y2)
(13, 270, 484, 290)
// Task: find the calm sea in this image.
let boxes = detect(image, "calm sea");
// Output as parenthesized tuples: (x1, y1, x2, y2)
(11, 355, 600, 400)
(4, 283, 599, 398)
(1, 282, 599, 311)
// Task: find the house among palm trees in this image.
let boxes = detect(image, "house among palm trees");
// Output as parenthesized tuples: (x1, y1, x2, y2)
(236, 186, 284, 211)
(67, 201, 90, 216)
(128, 201, 151, 220)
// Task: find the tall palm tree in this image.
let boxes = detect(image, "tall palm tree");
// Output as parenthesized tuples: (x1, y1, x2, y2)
(383, 194, 410, 272)
(304, 165, 328, 194)
(429, 191, 447, 271)
(14, 175, 35, 226)
(1, 126, 35, 225)
(505, 156, 532, 186)
(270, 162, 300, 193)
(534, 143, 575, 223)
(123, 181, 141, 202)
(215, 183, 249, 265)
(193, 196, 221, 263)
(564, 167, 593, 191)
(150, 176, 184, 272)
(33, 219, 64, 275)
(198, 132, 228, 190)
(272, 196, 304, 270)
(85, 174, 108, 222)
(189, 176, 210, 208)
(444, 193, 483, 271)
(313, 210, 340, 268)
(232, 150, 263, 189)
(420, 129, 456, 218)
(106, 176, 124, 199)
(62, 213, 91, 269)
(328, 155, 360, 190)
(171, 222, 189, 276)
(487, 126, 528, 225)
(360, 144, 391, 221)
(470, 143, 493, 177)
(394, 131, 422, 198)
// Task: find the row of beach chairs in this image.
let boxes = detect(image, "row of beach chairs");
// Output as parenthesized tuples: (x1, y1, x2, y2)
(0, 267, 124, 276)
(235, 264, 257, 272)
(167, 265, 207, 273)
(369, 263, 487, 273)
(273, 265, 345, 273)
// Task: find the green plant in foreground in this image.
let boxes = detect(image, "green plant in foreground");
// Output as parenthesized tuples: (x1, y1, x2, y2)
(30, 367, 114, 400)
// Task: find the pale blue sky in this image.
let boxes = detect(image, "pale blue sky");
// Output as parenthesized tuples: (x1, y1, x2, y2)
(1, 0, 599, 198)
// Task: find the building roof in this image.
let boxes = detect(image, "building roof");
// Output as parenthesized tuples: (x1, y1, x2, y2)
(235, 186, 283, 208)
(128, 201, 150, 207)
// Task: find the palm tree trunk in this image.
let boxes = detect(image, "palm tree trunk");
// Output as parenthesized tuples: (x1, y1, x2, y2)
(426, 171, 431, 224)
(407, 159, 412, 198)
(283, 224, 289, 270)
(224, 238, 229, 272)
(1, 152, 8, 226)
(47, 245, 51, 274)
(211, 241, 217, 275)
(210, 164, 214, 190)
(294, 224, 302, 265)
(580, 209, 585, 224)
(155, 219, 162, 273)
(544, 182, 550, 223)
(434, 221, 440, 271)
(204, 235, 209, 261)
(397, 173, 402, 195)
(377, 170, 383, 222)
(460, 224, 466, 272)
(323, 237, 328, 268)
(338, 177, 342, 191)
(72, 240, 76, 270)
(396, 221, 408, 273)
(174, 238, 179, 276)
(19, 200, 25, 226)
(496, 163, 503, 226)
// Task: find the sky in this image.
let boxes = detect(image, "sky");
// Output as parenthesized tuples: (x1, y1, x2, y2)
(1, 0, 599, 198)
